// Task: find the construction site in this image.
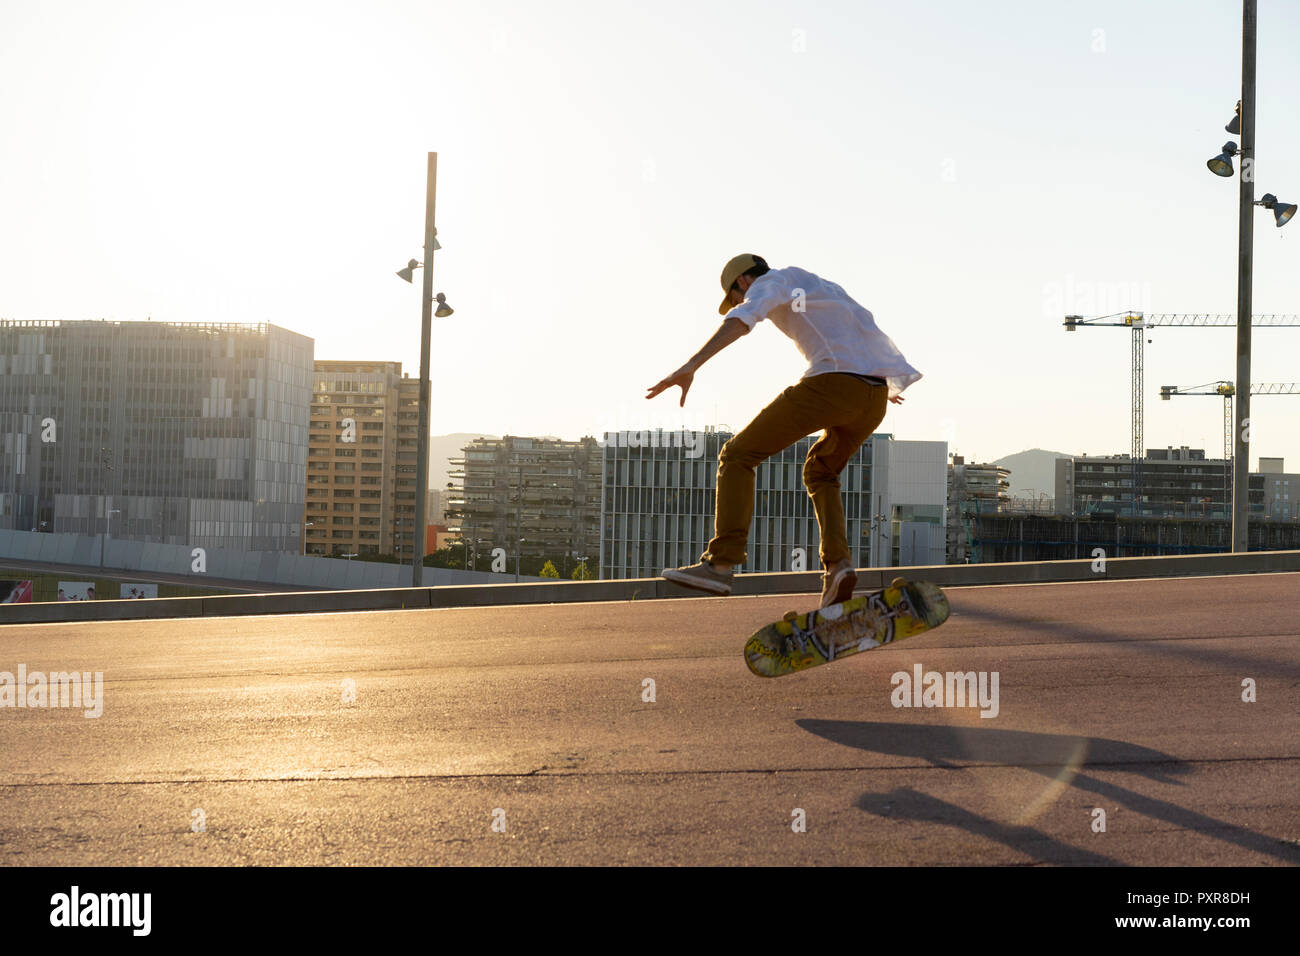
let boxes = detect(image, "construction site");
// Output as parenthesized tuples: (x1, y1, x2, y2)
(445, 435, 602, 576)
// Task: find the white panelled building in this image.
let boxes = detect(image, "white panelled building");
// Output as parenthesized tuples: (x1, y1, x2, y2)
(599, 429, 946, 578)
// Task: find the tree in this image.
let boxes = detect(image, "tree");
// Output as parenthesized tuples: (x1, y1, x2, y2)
(539, 560, 560, 578)
(424, 547, 462, 569)
(571, 560, 595, 580)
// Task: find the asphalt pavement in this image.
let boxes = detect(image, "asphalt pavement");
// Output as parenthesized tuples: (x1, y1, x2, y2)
(1, 572, 1296, 865)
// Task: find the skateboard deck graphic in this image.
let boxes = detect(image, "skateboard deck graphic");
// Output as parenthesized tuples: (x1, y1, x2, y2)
(744, 577, 950, 678)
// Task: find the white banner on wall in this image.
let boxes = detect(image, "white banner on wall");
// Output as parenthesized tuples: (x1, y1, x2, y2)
(57, 581, 96, 601)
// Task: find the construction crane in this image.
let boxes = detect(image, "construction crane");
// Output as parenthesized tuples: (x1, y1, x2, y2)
(1159, 381, 1300, 510)
(1063, 311, 1300, 515)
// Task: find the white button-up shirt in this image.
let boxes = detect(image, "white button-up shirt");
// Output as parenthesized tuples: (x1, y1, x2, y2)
(724, 265, 922, 398)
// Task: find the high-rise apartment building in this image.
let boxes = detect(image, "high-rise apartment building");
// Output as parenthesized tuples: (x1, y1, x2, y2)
(0, 319, 311, 551)
(305, 361, 422, 559)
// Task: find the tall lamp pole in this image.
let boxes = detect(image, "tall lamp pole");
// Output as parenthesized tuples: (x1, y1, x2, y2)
(1232, 0, 1256, 553)
(412, 153, 437, 586)
(395, 155, 453, 585)
(394, 156, 465, 581)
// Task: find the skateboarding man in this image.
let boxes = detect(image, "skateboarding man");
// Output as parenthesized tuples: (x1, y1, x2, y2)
(646, 254, 921, 608)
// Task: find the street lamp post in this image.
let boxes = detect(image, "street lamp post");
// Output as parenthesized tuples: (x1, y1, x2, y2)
(412, 154, 437, 587)
(1232, 0, 1257, 553)
(1206, 4, 1293, 546)
(395, 153, 454, 587)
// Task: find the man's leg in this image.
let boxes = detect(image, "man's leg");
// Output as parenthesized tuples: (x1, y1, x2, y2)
(802, 380, 888, 600)
(702, 378, 841, 568)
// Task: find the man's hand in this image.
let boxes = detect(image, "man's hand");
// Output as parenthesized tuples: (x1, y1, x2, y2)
(646, 317, 748, 407)
(646, 367, 695, 406)
(889, 394, 905, 405)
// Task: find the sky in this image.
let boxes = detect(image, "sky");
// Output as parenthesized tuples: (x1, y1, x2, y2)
(4, 0, 1300, 476)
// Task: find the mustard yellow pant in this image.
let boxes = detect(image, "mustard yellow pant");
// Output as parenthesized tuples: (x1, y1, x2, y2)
(702, 373, 889, 568)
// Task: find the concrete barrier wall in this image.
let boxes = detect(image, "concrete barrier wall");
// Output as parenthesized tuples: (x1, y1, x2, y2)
(0, 528, 539, 597)
(3, 545, 1298, 626)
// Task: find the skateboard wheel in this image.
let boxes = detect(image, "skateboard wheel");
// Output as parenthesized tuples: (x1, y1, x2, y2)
(782, 611, 799, 623)
(890, 576, 908, 590)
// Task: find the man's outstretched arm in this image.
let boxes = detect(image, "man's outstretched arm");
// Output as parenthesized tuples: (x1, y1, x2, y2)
(645, 316, 750, 406)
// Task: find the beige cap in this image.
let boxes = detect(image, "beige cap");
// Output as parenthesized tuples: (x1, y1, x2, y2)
(718, 253, 764, 315)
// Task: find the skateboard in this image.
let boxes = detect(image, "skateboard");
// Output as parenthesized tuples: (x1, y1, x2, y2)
(744, 577, 950, 678)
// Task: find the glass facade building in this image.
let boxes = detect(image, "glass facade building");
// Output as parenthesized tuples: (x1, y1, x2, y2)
(0, 319, 312, 552)
(599, 429, 947, 578)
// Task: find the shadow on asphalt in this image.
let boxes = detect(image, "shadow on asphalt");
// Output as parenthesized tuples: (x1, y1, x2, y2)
(800, 719, 1300, 865)
(855, 787, 1121, 865)
(797, 720, 1189, 781)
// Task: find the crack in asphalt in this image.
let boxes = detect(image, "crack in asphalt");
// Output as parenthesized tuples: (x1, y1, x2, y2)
(1, 753, 1297, 787)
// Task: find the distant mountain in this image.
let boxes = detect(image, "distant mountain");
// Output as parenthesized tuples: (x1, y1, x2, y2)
(992, 448, 1075, 498)
(429, 433, 498, 492)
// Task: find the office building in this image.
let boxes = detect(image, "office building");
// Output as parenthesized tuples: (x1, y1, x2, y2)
(0, 319, 311, 551)
(599, 429, 946, 578)
(1055, 447, 1264, 519)
(1259, 458, 1300, 521)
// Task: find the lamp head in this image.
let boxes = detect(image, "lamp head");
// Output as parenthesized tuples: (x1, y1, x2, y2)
(1206, 142, 1238, 177)
(1226, 100, 1241, 135)
(1259, 193, 1297, 227)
